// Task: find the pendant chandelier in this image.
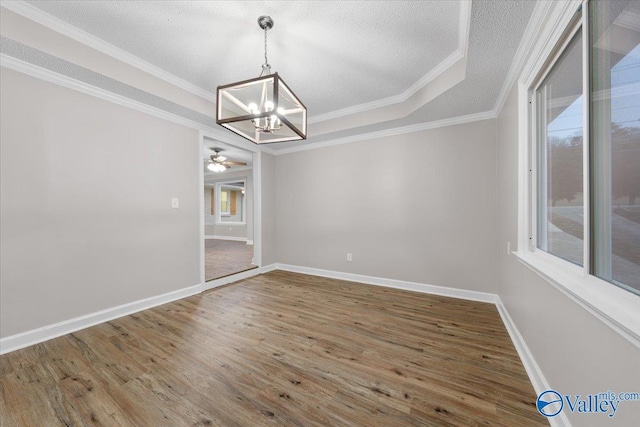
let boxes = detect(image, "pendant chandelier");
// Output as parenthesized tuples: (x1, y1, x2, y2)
(216, 16, 307, 144)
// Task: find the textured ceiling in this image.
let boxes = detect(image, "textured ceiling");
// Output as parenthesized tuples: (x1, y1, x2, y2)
(274, 0, 537, 149)
(3, 1, 537, 151)
(24, 0, 461, 117)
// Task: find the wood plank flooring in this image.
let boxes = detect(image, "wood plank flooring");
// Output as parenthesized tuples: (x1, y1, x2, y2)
(205, 238, 256, 281)
(0, 271, 548, 426)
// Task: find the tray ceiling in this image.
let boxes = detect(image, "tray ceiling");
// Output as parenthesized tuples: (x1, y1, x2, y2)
(23, 0, 462, 118)
(1, 1, 537, 150)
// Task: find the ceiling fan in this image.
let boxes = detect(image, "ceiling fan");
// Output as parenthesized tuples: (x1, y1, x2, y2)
(206, 148, 247, 172)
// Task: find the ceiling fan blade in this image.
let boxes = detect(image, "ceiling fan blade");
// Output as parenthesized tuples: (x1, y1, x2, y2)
(223, 161, 247, 166)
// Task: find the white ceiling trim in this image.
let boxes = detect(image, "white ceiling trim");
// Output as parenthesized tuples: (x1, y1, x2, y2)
(458, 0, 472, 59)
(0, 53, 204, 126)
(1, 0, 217, 103)
(1, 51, 494, 161)
(491, 0, 555, 118)
(270, 0, 549, 157)
(307, 49, 463, 125)
(0, 53, 253, 150)
(308, 0, 472, 126)
(4, 0, 473, 130)
(308, 55, 467, 137)
(266, 110, 496, 156)
(3, 0, 540, 162)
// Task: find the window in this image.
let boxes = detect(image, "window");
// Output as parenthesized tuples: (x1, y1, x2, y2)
(220, 190, 230, 215)
(535, 27, 584, 267)
(531, 1, 640, 297)
(214, 180, 247, 224)
(590, 0, 640, 294)
(518, 0, 639, 343)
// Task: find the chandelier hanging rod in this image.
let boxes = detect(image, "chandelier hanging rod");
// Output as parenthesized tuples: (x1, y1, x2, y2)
(258, 16, 273, 76)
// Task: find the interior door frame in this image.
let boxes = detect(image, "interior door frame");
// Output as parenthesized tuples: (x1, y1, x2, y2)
(198, 130, 262, 291)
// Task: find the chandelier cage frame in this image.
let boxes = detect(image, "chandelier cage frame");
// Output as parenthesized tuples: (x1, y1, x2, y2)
(216, 16, 307, 144)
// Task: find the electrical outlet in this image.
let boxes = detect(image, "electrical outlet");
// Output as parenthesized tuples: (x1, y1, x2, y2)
(171, 198, 179, 208)
(347, 253, 352, 262)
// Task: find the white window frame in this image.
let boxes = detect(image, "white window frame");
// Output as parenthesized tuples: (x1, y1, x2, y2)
(515, 0, 640, 348)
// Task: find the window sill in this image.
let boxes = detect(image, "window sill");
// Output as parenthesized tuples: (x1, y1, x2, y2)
(214, 222, 246, 226)
(513, 250, 640, 348)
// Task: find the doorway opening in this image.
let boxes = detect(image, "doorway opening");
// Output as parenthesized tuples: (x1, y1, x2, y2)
(201, 138, 258, 282)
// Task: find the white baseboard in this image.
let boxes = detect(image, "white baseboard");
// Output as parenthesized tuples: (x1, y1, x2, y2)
(204, 235, 247, 242)
(201, 267, 260, 292)
(272, 263, 498, 304)
(495, 297, 571, 427)
(0, 283, 202, 355)
(260, 263, 279, 274)
(1, 261, 559, 426)
(266, 263, 562, 424)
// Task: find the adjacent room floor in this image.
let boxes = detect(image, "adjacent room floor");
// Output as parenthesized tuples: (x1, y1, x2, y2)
(0, 271, 546, 426)
(205, 238, 256, 281)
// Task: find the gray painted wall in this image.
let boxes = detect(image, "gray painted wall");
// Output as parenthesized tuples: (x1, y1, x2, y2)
(496, 86, 640, 426)
(0, 68, 200, 337)
(274, 120, 498, 293)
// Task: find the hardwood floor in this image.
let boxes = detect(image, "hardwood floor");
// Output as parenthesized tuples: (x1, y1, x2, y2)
(205, 238, 256, 281)
(0, 271, 547, 426)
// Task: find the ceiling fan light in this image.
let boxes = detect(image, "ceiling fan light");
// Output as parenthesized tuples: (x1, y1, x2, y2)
(206, 162, 216, 171)
(210, 163, 227, 173)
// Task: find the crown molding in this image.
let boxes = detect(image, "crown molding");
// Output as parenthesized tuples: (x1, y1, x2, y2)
(2, 50, 493, 159)
(1, 0, 217, 103)
(307, 0, 471, 125)
(271, 110, 496, 156)
(308, 49, 464, 125)
(0, 53, 240, 145)
(492, 0, 555, 117)
(3, 0, 474, 132)
(259, 146, 279, 156)
(458, 0, 472, 58)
